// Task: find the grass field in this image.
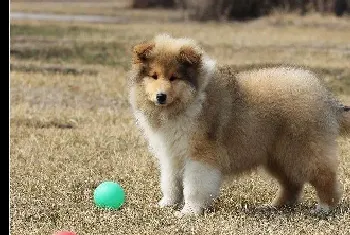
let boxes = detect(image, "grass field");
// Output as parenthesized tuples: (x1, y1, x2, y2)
(10, 2, 350, 235)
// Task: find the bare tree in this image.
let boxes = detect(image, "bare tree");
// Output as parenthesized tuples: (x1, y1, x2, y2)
(132, 0, 175, 8)
(180, 0, 269, 21)
(335, 0, 349, 15)
(133, 0, 348, 20)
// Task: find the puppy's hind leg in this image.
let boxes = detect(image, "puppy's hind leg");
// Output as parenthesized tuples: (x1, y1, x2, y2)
(309, 167, 341, 213)
(308, 140, 342, 213)
(178, 159, 222, 216)
(272, 178, 304, 208)
(266, 160, 304, 207)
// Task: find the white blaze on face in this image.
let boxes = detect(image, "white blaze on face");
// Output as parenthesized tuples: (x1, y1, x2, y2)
(144, 77, 173, 105)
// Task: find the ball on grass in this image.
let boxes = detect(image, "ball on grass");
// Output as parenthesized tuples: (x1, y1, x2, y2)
(93, 181, 125, 209)
(53, 231, 77, 235)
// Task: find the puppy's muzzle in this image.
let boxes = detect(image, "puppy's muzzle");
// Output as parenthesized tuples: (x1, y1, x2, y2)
(156, 93, 167, 105)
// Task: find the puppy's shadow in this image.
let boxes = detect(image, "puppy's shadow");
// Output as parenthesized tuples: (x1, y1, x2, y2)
(209, 201, 350, 220)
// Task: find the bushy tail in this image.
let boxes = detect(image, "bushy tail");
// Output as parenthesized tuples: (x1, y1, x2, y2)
(340, 106, 350, 136)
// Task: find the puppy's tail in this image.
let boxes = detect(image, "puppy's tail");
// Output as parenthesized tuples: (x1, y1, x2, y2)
(340, 105, 350, 136)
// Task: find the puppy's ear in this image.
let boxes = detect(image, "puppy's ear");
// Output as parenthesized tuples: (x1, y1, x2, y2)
(179, 46, 202, 66)
(132, 41, 155, 63)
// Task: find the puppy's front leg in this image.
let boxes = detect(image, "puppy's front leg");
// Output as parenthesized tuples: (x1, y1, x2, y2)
(158, 157, 183, 207)
(179, 159, 222, 216)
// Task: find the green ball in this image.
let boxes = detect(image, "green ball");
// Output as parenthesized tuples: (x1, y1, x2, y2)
(93, 181, 125, 209)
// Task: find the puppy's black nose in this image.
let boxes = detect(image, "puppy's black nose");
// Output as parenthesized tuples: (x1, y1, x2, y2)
(156, 93, 167, 104)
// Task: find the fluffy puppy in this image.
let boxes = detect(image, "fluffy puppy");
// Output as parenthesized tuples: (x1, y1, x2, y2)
(128, 34, 350, 216)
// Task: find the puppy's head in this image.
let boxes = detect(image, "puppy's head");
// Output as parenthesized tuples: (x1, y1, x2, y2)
(130, 34, 215, 109)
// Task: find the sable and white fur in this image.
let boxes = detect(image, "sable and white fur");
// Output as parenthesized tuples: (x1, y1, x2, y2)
(128, 34, 350, 216)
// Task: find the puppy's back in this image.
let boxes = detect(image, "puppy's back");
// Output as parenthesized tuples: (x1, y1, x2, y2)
(237, 67, 329, 104)
(202, 66, 343, 173)
(235, 67, 341, 122)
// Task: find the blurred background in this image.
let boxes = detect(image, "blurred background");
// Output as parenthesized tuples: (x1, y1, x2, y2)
(11, 0, 350, 20)
(10, 1, 350, 235)
(132, 0, 350, 20)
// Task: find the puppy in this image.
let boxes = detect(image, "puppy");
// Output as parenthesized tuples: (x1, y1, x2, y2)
(128, 34, 350, 216)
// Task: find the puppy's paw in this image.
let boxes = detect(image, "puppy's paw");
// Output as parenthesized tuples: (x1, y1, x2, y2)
(174, 211, 185, 218)
(158, 197, 180, 208)
(174, 204, 203, 218)
(311, 203, 330, 215)
(271, 197, 299, 208)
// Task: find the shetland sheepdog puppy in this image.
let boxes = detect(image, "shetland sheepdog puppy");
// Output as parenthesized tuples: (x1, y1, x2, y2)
(128, 34, 350, 216)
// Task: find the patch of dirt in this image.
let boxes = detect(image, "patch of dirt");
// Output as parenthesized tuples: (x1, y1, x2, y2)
(11, 117, 76, 129)
(10, 63, 98, 76)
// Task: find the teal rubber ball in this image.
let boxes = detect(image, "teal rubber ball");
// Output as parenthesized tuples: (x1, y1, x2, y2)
(93, 181, 125, 209)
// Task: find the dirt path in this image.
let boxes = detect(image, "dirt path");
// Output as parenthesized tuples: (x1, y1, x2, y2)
(10, 12, 127, 23)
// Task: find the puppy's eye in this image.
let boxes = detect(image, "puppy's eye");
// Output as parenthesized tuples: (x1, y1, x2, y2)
(170, 75, 177, 81)
(151, 74, 157, 80)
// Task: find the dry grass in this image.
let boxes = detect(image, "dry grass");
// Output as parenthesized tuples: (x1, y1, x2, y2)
(10, 3, 350, 235)
(10, 0, 183, 23)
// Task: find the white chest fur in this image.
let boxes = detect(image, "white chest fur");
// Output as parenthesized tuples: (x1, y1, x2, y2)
(134, 111, 191, 169)
(133, 96, 204, 167)
(130, 83, 206, 168)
